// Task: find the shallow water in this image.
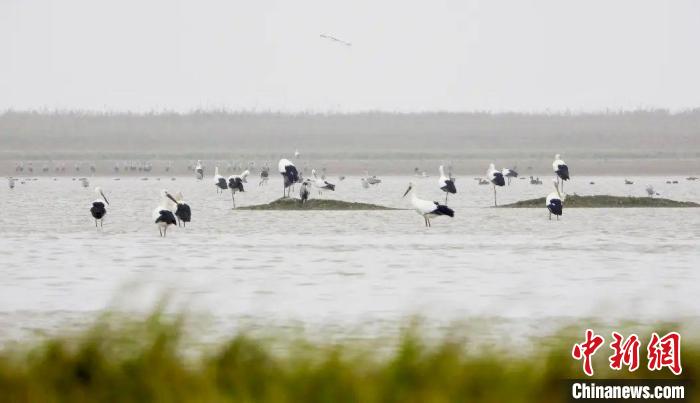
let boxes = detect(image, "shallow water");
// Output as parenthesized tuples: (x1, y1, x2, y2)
(1, 174, 699, 341)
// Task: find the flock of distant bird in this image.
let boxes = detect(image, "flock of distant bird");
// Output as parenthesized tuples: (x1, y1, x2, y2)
(83, 154, 572, 234)
(13, 152, 691, 233)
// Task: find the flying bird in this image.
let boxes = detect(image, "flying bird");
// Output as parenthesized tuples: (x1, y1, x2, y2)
(402, 182, 454, 227)
(320, 34, 351, 47)
(90, 187, 109, 228)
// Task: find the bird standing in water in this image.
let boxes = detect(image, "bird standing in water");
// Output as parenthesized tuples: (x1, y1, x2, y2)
(90, 187, 109, 228)
(402, 182, 454, 227)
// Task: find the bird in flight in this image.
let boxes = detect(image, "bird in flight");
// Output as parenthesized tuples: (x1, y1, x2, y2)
(320, 34, 352, 47)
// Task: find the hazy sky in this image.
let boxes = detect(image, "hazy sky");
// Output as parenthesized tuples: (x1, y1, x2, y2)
(1, 0, 699, 112)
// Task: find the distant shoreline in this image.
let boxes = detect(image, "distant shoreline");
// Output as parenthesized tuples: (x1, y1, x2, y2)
(2, 110, 698, 175)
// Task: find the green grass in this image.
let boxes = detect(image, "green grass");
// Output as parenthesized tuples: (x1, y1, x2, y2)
(0, 313, 697, 403)
(502, 194, 700, 208)
(239, 198, 399, 211)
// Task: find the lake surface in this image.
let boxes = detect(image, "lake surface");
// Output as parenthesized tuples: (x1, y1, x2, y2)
(1, 174, 699, 342)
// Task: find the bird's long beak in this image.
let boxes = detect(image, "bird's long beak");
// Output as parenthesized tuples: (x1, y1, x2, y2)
(166, 193, 178, 204)
(101, 191, 109, 205)
(402, 186, 411, 198)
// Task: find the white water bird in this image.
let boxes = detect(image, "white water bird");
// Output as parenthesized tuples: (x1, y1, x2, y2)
(90, 187, 109, 228)
(311, 169, 335, 195)
(361, 177, 369, 189)
(174, 192, 191, 227)
(545, 180, 564, 220)
(294, 149, 301, 158)
(214, 167, 227, 194)
(402, 183, 454, 227)
(8, 178, 15, 189)
(438, 165, 456, 204)
(501, 167, 518, 185)
(227, 169, 249, 208)
(195, 160, 204, 180)
(552, 154, 570, 192)
(279, 159, 300, 198)
(152, 190, 179, 237)
(487, 163, 506, 206)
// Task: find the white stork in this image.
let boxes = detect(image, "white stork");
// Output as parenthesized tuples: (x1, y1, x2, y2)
(487, 163, 506, 207)
(552, 154, 569, 192)
(438, 165, 456, 204)
(90, 187, 109, 228)
(546, 180, 564, 220)
(227, 169, 249, 208)
(311, 169, 335, 195)
(279, 159, 299, 198)
(152, 190, 178, 237)
(174, 192, 191, 227)
(501, 167, 518, 185)
(402, 183, 454, 227)
(214, 167, 227, 194)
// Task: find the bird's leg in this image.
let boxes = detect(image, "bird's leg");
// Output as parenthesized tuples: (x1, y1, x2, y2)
(159, 227, 162, 237)
(549, 212, 551, 220)
(493, 184, 497, 207)
(100, 220, 103, 228)
(95, 219, 98, 228)
(556, 215, 559, 221)
(445, 192, 448, 204)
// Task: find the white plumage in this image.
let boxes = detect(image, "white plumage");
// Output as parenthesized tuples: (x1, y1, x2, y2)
(90, 187, 109, 228)
(227, 169, 249, 208)
(438, 165, 456, 204)
(486, 163, 506, 206)
(552, 154, 570, 192)
(545, 180, 564, 220)
(152, 190, 178, 237)
(214, 167, 227, 193)
(402, 182, 455, 227)
(311, 169, 335, 194)
(278, 159, 300, 198)
(195, 160, 204, 180)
